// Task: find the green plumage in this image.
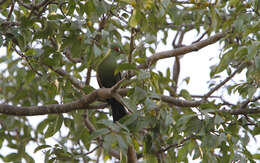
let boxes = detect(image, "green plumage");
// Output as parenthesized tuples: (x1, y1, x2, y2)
(97, 47, 127, 122)
(97, 51, 121, 88)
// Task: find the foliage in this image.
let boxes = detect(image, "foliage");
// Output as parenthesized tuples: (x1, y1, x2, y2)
(0, 0, 260, 162)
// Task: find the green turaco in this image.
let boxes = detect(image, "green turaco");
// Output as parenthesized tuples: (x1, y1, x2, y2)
(97, 44, 127, 122)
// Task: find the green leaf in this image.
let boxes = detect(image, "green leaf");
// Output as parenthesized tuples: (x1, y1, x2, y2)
(53, 115, 63, 135)
(44, 122, 55, 138)
(115, 63, 136, 75)
(34, 145, 52, 153)
(255, 56, 260, 70)
(202, 134, 218, 148)
(144, 154, 157, 163)
(23, 153, 35, 163)
(0, 35, 3, 47)
(215, 49, 234, 74)
(4, 153, 19, 162)
(180, 89, 192, 100)
(176, 114, 196, 129)
(103, 134, 117, 152)
(121, 97, 137, 113)
(138, 70, 151, 80)
(93, 44, 102, 57)
(185, 117, 202, 135)
(133, 86, 147, 103)
(214, 114, 224, 124)
(52, 148, 71, 160)
(115, 135, 128, 153)
(36, 119, 49, 134)
(253, 154, 260, 160)
(47, 13, 64, 20)
(247, 42, 258, 60)
(247, 85, 256, 99)
(90, 128, 110, 140)
(122, 113, 138, 126)
(25, 70, 35, 84)
(144, 98, 157, 111)
(97, 119, 120, 132)
(129, 9, 138, 27)
(119, 0, 133, 4)
(64, 118, 74, 130)
(183, 77, 190, 84)
(80, 129, 90, 149)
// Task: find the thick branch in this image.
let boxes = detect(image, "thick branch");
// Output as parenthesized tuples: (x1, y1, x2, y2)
(127, 145, 137, 163)
(220, 108, 260, 115)
(158, 95, 204, 107)
(139, 32, 226, 69)
(1, 86, 258, 116)
(0, 88, 118, 116)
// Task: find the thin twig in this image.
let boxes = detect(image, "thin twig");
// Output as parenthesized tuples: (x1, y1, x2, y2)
(48, 66, 84, 89)
(64, 47, 82, 63)
(13, 47, 43, 76)
(158, 135, 199, 153)
(172, 31, 180, 48)
(204, 63, 246, 99)
(240, 94, 260, 109)
(84, 145, 100, 156)
(111, 78, 126, 93)
(192, 30, 208, 44)
(17, 0, 32, 9)
(7, 0, 15, 21)
(128, 28, 135, 65)
(177, 30, 185, 47)
(85, 66, 92, 86)
(83, 110, 96, 133)
(172, 56, 180, 95)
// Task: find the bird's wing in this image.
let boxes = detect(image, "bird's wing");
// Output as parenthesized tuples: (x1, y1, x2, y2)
(96, 49, 112, 88)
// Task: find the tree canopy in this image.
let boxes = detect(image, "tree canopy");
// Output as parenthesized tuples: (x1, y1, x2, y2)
(0, 0, 260, 162)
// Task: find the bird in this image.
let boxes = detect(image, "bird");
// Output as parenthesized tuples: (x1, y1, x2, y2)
(96, 44, 127, 122)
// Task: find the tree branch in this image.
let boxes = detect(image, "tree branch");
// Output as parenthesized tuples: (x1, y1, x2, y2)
(1, 86, 258, 116)
(64, 47, 83, 63)
(220, 107, 260, 115)
(0, 88, 117, 116)
(139, 32, 226, 69)
(171, 56, 180, 95)
(203, 63, 246, 99)
(158, 95, 204, 107)
(48, 66, 85, 89)
(83, 110, 120, 160)
(85, 66, 92, 86)
(7, 0, 15, 21)
(13, 47, 43, 76)
(240, 94, 260, 109)
(158, 135, 199, 153)
(127, 145, 137, 163)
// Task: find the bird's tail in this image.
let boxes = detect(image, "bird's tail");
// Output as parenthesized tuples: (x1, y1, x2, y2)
(107, 98, 127, 122)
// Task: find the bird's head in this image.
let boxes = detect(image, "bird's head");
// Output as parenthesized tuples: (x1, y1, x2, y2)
(110, 43, 123, 54)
